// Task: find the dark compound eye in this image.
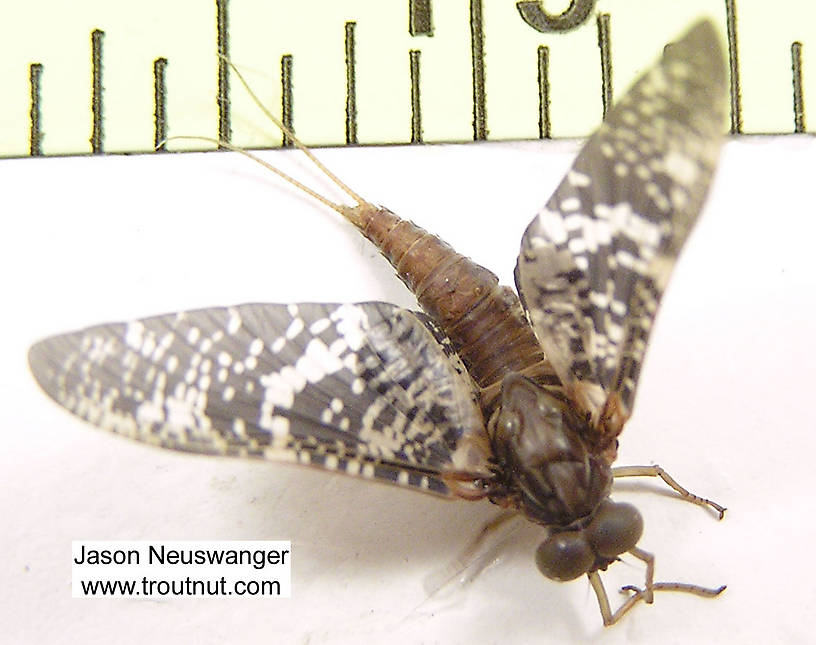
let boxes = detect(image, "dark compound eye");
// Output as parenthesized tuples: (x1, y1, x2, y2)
(535, 531, 594, 581)
(585, 500, 644, 559)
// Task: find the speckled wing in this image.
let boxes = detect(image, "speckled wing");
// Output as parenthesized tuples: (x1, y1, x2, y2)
(29, 302, 492, 496)
(514, 20, 726, 434)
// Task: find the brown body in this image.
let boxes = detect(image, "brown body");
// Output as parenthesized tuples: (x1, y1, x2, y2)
(347, 203, 619, 527)
(354, 204, 557, 413)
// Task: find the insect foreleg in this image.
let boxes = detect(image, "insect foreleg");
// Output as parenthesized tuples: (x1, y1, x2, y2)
(612, 465, 726, 519)
(588, 546, 726, 627)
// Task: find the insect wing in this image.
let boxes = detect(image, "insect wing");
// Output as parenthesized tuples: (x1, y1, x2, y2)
(28, 302, 492, 496)
(514, 20, 726, 432)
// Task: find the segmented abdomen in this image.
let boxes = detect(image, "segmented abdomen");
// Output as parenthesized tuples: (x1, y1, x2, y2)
(353, 204, 555, 401)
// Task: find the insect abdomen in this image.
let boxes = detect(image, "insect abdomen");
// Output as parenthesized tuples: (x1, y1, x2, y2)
(354, 204, 551, 392)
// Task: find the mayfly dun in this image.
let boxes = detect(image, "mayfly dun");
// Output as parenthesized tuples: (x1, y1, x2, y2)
(29, 20, 727, 625)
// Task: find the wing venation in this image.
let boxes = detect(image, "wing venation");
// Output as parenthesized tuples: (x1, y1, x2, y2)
(515, 20, 726, 433)
(29, 302, 492, 496)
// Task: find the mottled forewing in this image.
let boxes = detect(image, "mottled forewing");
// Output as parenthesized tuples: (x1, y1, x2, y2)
(514, 21, 726, 428)
(29, 302, 492, 496)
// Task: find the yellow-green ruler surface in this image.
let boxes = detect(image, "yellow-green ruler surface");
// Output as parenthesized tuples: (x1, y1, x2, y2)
(1, 0, 813, 157)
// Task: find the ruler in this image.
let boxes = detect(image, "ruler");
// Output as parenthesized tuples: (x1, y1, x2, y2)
(1, 0, 813, 158)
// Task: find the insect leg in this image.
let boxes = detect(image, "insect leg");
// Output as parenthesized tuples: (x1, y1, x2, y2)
(423, 511, 521, 596)
(588, 569, 639, 626)
(621, 547, 725, 615)
(588, 546, 655, 626)
(588, 546, 726, 626)
(612, 465, 726, 519)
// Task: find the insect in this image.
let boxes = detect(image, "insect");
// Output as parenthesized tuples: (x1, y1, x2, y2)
(29, 20, 727, 626)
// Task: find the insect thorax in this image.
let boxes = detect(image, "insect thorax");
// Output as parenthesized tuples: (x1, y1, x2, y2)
(489, 373, 612, 527)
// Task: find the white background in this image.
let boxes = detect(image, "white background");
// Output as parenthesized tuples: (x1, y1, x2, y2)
(2, 137, 815, 643)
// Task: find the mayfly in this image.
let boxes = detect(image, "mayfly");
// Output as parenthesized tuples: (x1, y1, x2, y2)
(29, 20, 727, 625)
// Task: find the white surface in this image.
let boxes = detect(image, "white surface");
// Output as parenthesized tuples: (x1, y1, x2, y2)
(2, 137, 815, 643)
